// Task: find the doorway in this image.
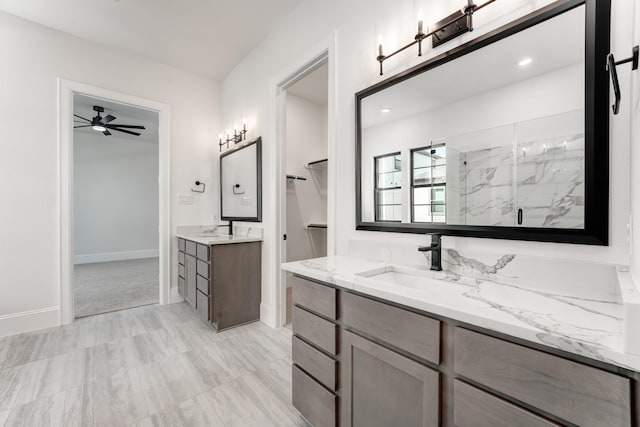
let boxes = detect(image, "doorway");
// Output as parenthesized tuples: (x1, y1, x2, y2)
(58, 80, 171, 324)
(282, 63, 329, 326)
(72, 94, 160, 317)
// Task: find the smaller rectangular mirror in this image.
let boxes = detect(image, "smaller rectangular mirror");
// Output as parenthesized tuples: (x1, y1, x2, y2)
(220, 137, 262, 222)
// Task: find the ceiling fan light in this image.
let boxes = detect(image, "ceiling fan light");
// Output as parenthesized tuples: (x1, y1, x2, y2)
(92, 125, 107, 132)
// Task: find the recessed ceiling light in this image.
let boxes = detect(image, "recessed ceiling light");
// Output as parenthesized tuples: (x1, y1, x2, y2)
(518, 57, 533, 67)
(92, 125, 107, 132)
(381, 108, 391, 113)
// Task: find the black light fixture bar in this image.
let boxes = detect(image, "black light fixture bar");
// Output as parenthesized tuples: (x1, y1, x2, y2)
(218, 123, 248, 152)
(376, 0, 496, 75)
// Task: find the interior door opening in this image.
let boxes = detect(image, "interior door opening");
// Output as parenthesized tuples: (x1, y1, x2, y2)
(282, 62, 329, 327)
(72, 94, 160, 318)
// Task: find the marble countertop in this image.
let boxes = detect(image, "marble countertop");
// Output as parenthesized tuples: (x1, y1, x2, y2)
(176, 233, 262, 245)
(282, 255, 640, 372)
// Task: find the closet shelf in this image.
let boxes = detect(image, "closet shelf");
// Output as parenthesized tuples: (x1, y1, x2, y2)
(305, 158, 328, 168)
(286, 174, 307, 181)
(304, 223, 328, 230)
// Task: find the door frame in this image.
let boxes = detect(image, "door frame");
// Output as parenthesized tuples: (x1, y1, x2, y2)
(270, 32, 338, 327)
(57, 79, 171, 324)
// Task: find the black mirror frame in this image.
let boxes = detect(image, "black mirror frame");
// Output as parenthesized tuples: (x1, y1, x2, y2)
(355, 0, 610, 245)
(220, 136, 263, 222)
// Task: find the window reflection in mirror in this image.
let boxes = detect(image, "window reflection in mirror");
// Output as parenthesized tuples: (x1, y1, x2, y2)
(374, 152, 402, 222)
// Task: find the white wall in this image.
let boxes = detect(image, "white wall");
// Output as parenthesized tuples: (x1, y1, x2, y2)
(630, 0, 640, 283)
(0, 11, 220, 335)
(221, 0, 634, 327)
(73, 132, 159, 264)
(285, 93, 328, 264)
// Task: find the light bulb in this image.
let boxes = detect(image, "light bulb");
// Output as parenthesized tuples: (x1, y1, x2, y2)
(518, 57, 533, 67)
(92, 125, 106, 132)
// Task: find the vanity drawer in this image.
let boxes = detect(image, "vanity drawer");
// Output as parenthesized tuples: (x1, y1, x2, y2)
(292, 335, 337, 391)
(292, 364, 336, 427)
(185, 240, 197, 256)
(178, 251, 184, 265)
(197, 260, 209, 279)
(197, 244, 209, 261)
(454, 328, 631, 427)
(196, 290, 209, 321)
(342, 292, 440, 364)
(292, 276, 337, 320)
(196, 274, 209, 295)
(454, 380, 560, 427)
(178, 238, 185, 252)
(292, 306, 337, 355)
(178, 264, 185, 279)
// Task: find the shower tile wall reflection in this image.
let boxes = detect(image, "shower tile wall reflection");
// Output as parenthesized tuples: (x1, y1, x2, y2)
(458, 145, 515, 226)
(450, 110, 585, 228)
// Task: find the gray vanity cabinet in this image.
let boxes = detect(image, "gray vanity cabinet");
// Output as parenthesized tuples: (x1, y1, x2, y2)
(184, 254, 197, 307)
(342, 331, 440, 427)
(453, 380, 561, 427)
(454, 328, 632, 427)
(177, 238, 261, 330)
(291, 277, 339, 427)
(290, 273, 640, 427)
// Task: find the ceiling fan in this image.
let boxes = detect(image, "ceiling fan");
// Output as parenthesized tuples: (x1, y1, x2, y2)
(74, 105, 146, 136)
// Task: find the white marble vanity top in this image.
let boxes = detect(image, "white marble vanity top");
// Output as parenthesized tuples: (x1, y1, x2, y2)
(282, 255, 640, 372)
(176, 233, 262, 245)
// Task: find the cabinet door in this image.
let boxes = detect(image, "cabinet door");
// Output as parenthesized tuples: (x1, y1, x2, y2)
(185, 254, 197, 307)
(342, 331, 439, 427)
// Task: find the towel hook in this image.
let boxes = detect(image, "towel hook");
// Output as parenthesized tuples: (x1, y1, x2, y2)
(607, 45, 638, 115)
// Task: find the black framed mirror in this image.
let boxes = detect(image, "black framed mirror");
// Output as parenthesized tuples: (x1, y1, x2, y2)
(356, 0, 610, 245)
(220, 137, 263, 222)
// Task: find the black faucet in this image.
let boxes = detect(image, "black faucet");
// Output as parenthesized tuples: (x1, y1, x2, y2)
(418, 234, 442, 271)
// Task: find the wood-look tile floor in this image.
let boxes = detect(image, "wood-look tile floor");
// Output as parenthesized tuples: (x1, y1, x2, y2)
(0, 303, 308, 427)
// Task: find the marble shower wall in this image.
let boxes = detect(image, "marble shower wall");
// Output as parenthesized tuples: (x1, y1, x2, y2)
(451, 110, 585, 228)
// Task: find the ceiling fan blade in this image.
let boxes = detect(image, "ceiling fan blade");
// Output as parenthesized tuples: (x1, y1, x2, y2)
(109, 127, 141, 136)
(74, 114, 91, 122)
(107, 124, 146, 130)
(73, 125, 92, 128)
(101, 114, 116, 125)
(103, 130, 112, 136)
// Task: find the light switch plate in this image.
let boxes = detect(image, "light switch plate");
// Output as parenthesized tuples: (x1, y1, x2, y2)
(178, 195, 194, 205)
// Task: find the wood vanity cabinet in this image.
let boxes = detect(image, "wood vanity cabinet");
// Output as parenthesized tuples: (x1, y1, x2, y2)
(290, 274, 639, 427)
(177, 238, 261, 330)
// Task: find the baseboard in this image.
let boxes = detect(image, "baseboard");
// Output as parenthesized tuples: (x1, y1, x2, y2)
(74, 249, 159, 265)
(169, 286, 184, 304)
(0, 306, 60, 338)
(260, 302, 277, 328)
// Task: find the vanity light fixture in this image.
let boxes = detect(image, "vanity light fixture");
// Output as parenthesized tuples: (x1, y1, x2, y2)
(376, 0, 497, 76)
(218, 119, 248, 152)
(518, 57, 533, 67)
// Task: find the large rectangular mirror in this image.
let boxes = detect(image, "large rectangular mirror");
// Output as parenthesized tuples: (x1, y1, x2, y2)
(356, 0, 610, 245)
(220, 137, 262, 222)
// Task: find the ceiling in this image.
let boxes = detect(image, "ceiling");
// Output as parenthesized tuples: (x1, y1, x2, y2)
(0, 0, 302, 80)
(288, 63, 329, 105)
(74, 94, 159, 143)
(362, 5, 584, 129)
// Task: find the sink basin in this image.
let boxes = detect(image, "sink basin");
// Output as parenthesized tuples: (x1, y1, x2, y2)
(356, 265, 450, 291)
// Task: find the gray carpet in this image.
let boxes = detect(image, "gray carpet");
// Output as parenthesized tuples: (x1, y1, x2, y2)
(74, 257, 159, 318)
